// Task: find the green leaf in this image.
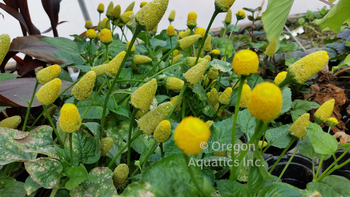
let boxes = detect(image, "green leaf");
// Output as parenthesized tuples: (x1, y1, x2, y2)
(285, 57, 301, 66)
(41, 37, 79, 54)
(0, 171, 15, 188)
(114, 105, 130, 118)
(24, 176, 41, 195)
(217, 38, 234, 58)
(307, 122, 338, 155)
(155, 95, 169, 104)
(65, 165, 89, 190)
(69, 167, 118, 197)
(216, 180, 251, 197)
(77, 93, 109, 119)
(0, 181, 27, 197)
(281, 87, 292, 114)
(315, 0, 350, 33)
(306, 175, 350, 196)
(82, 122, 101, 141)
(54, 51, 84, 65)
(262, 0, 294, 49)
(0, 73, 18, 81)
(57, 69, 73, 82)
(257, 182, 301, 197)
(150, 38, 166, 48)
(291, 99, 320, 116)
(0, 106, 9, 113)
(248, 165, 265, 195)
(237, 109, 256, 139)
(120, 181, 155, 196)
(265, 125, 293, 149)
(24, 158, 63, 189)
(0, 127, 36, 165)
(192, 84, 215, 117)
(208, 59, 232, 73)
(298, 135, 317, 158)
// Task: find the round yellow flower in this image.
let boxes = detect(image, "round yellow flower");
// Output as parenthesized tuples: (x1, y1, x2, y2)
(140, 1, 147, 8)
(86, 29, 97, 39)
(97, 3, 104, 13)
(314, 99, 335, 124)
(232, 49, 259, 75)
(215, 0, 236, 12)
(236, 10, 246, 20)
(174, 116, 211, 155)
(248, 82, 282, 122)
(135, 0, 169, 31)
(290, 113, 310, 138)
(274, 71, 287, 85)
(36, 78, 61, 105)
(166, 25, 177, 37)
(187, 12, 197, 29)
(153, 120, 171, 143)
(168, 10, 175, 22)
(98, 28, 113, 45)
(71, 71, 96, 101)
(240, 84, 251, 108)
(36, 64, 61, 85)
(59, 103, 81, 133)
(211, 49, 221, 55)
(194, 27, 205, 38)
(327, 117, 339, 128)
(85, 20, 92, 29)
(0, 116, 21, 129)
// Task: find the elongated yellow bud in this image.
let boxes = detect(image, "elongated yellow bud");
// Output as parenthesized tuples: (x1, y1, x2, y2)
(274, 71, 287, 85)
(124, 1, 135, 12)
(72, 71, 96, 101)
(219, 87, 232, 105)
(59, 103, 81, 133)
(101, 18, 110, 29)
(203, 34, 212, 52)
(98, 28, 113, 45)
(166, 25, 177, 37)
(106, 1, 114, 18)
(288, 51, 329, 84)
(153, 120, 171, 142)
(133, 55, 152, 64)
(225, 9, 232, 25)
(232, 49, 259, 76)
(140, 2, 148, 8)
(314, 99, 335, 124)
(170, 96, 183, 111)
(126, 41, 135, 52)
(183, 61, 207, 87)
(0, 116, 21, 129)
(131, 79, 157, 112)
(106, 51, 126, 77)
(179, 29, 191, 39)
(184, 57, 207, 67)
(97, 3, 104, 13)
(172, 54, 183, 64)
(120, 11, 133, 24)
(168, 10, 175, 22)
(258, 141, 268, 149)
(166, 77, 184, 90)
(178, 35, 201, 51)
(137, 102, 173, 135)
(290, 113, 309, 138)
(112, 5, 121, 19)
(135, 0, 169, 31)
(187, 12, 197, 29)
(36, 64, 61, 85)
(207, 88, 219, 106)
(101, 137, 113, 156)
(91, 64, 107, 76)
(36, 78, 61, 105)
(0, 34, 11, 65)
(215, 0, 236, 12)
(265, 37, 277, 57)
(113, 164, 129, 188)
(240, 84, 251, 108)
(208, 68, 219, 80)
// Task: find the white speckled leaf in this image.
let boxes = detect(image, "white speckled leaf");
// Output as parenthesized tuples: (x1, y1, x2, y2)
(24, 176, 42, 195)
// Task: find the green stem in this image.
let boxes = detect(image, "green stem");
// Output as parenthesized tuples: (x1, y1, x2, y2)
(23, 81, 39, 131)
(318, 156, 350, 181)
(170, 37, 174, 65)
(260, 130, 267, 153)
(148, 61, 184, 79)
(49, 184, 60, 197)
(127, 109, 138, 166)
(69, 133, 73, 166)
(105, 44, 109, 63)
(312, 157, 316, 178)
(160, 143, 164, 158)
(315, 155, 324, 179)
(43, 105, 64, 146)
(116, 79, 148, 83)
(276, 147, 298, 183)
(82, 80, 107, 120)
(182, 97, 186, 119)
(131, 141, 159, 177)
(269, 138, 296, 173)
(166, 83, 187, 120)
(57, 80, 79, 98)
(29, 111, 44, 131)
(253, 56, 268, 88)
(216, 71, 222, 91)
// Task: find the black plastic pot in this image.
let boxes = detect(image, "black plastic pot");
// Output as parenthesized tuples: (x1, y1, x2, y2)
(321, 149, 350, 180)
(265, 154, 313, 189)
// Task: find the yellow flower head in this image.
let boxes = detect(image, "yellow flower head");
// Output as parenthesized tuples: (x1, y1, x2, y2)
(98, 28, 113, 45)
(274, 71, 287, 85)
(236, 10, 246, 20)
(86, 29, 97, 39)
(36, 64, 61, 85)
(168, 10, 175, 22)
(133, 55, 152, 64)
(113, 164, 129, 188)
(314, 99, 335, 124)
(288, 51, 329, 84)
(59, 103, 81, 133)
(140, 2, 148, 8)
(131, 79, 157, 112)
(166, 25, 177, 37)
(101, 137, 113, 156)
(248, 82, 282, 122)
(327, 117, 339, 128)
(170, 95, 183, 111)
(112, 5, 121, 19)
(225, 9, 232, 25)
(85, 20, 92, 29)
(106, 51, 126, 77)
(36, 78, 61, 105)
(166, 77, 184, 91)
(208, 68, 219, 80)
(240, 84, 251, 108)
(137, 102, 173, 135)
(207, 88, 219, 106)
(258, 141, 268, 149)
(126, 41, 135, 52)
(211, 49, 221, 55)
(0, 116, 21, 129)
(124, 1, 135, 12)
(153, 120, 171, 143)
(203, 34, 212, 52)
(179, 29, 191, 39)
(178, 35, 201, 51)
(106, 1, 114, 17)
(174, 116, 211, 155)
(289, 113, 309, 138)
(265, 37, 277, 57)
(120, 11, 134, 24)
(0, 34, 11, 65)
(172, 49, 180, 57)
(91, 64, 107, 76)
(215, 0, 236, 12)
(183, 61, 208, 87)
(187, 12, 197, 29)
(136, 0, 169, 31)
(232, 49, 259, 75)
(172, 54, 184, 64)
(72, 71, 96, 101)
(97, 3, 104, 13)
(194, 27, 206, 38)
(219, 87, 232, 105)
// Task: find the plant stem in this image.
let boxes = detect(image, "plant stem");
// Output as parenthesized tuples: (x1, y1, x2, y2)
(131, 141, 159, 176)
(49, 184, 60, 197)
(105, 44, 109, 63)
(81, 80, 107, 120)
(166, 83, 187, 120)
(43, 105, 64, 146)
(148, 61, 184, 79)
(22, 81, 39, 131)
(160, 143, 164, 158)
(216, 71, 222, 91)
(269, 138, 296, 173)
(315, 155, 324, 179)
(276, 147, 298, 183)
(127, 109, 137, 166)
(69, 133, 73, 166)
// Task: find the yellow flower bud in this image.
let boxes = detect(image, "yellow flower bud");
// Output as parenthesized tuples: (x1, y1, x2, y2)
(91, 64, 107, 76)
(101, 18, 110, 29)
(124, 1, 135, 12)
(219, 87, 232, 105)
(136, 0, 169, 31)
(106, 51, 126, 77)
(183, 61, 207, 87)
(258, 141, 268, 149)
(112, 5, 121, 19)
(59, 103, 81, 133)
(97, 21, 102, 31)
(126, 41, 135, 52)
(187, 12, 197, 29)
(36, 64, 61, 85)
(140, 2, 148, 8)
(205, 120, 214, 128)
(101, 137, 113, 156)
(153, 120, 171, 143)
(131, 79, 157, 112)
(166, 25, 177, 37)
(215, 0, 236, 12)
(172, 50, 180, 57)
(106, 1, 114, 17)
(166, 77, 184, 91)
(314, 99, 335, 124)
(248, 82, 282, 122)
(97, 3, 104, 13)
(174, 116, 211, 155)
(170, 96, 183, 111)
(204, 55, 211, 62)
(236, 10, 246, 20)
(71, 71, 96, 101)
(290, 113, 309, 138)
(265, 37, 277, 57)
(98, 28, 113, 45)
(288, 51, 329, 84)
(274, 71, 287, 85)
(113, 164, 129, 188)
(327, 117, 339, 128)
(171, 54, 184, 64)
(225, 9, 232, 25)
(137, 102, 173, 135)
(135, 109, 148, 119)
(178, 35, 201, 51)
(86, 29, 97, 39)
(208, 68, 219, 80)
(85, 20, 92, 29)
(207, 88, 219, 106)
(240, 84, 251, 108)
(194, 27, 205, 38)
(211, 49, 220, 55)
(168, 10, 175, 22)
(0, 116, 21, 129)
(133, 55, 152, 64)
(232, 49, 259, 75)
(179, 29, 191, 39)
(0, 34, 11, 65)
(203, 34, 212, 52)
(36, 78, 61, 105)
(120, 11, 133, 24)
